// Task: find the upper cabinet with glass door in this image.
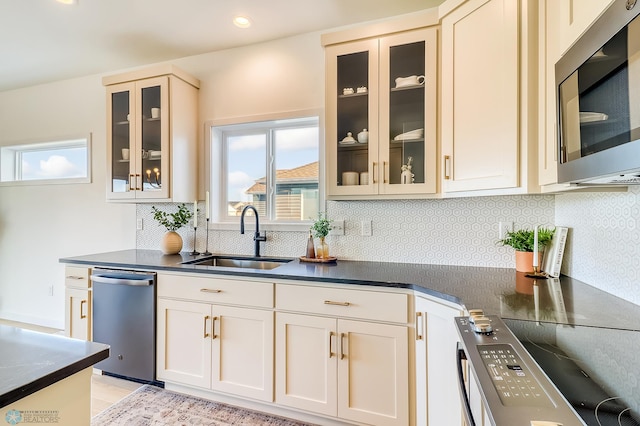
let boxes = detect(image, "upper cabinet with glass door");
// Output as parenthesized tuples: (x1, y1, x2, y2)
(103, 65, 200, 202)
(324, 25, 438, 199)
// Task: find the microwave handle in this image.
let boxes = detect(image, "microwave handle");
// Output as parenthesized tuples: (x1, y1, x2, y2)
(457, 343, 476, 426)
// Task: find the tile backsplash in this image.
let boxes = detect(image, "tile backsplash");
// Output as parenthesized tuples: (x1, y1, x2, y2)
(137, 189, 640, 305)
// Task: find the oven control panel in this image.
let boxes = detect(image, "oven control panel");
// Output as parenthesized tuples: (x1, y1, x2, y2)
(477, 343, 552, 408)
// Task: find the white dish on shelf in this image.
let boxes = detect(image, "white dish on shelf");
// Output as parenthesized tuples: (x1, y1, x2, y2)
(393, 128, 424, 141)
(579, 111, 608, 123)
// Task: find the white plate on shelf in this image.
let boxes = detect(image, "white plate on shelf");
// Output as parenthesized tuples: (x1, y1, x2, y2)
(579, 112, 608, 123)
(394, 128, 424, 141)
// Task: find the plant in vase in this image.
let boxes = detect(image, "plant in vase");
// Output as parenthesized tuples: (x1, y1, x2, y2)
(497, 227, 555, 272)
(310, 212, 333, 259)
(152, 203, 193, 255)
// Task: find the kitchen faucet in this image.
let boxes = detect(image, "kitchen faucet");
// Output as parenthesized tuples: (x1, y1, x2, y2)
(240, 205, 267, 257)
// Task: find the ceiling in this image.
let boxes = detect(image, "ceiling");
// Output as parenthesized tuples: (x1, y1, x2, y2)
(0, 0, 445, 93)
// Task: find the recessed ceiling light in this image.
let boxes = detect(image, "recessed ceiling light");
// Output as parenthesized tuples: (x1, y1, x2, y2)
(233, 16, 252, 29)
(56, 0, 77, 4)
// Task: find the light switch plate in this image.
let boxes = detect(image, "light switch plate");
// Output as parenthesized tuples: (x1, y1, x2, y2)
(329, 220, 345, 235)
(361, 220, 372, 236)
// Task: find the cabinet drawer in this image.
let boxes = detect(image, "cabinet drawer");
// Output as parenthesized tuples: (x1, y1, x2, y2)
(65, 266, 90, 288)
(276, 284, 408, 323)
(158, 274, 273, 308)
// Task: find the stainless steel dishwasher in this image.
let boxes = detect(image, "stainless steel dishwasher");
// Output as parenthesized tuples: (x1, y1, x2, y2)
(90, 267, 158, 384)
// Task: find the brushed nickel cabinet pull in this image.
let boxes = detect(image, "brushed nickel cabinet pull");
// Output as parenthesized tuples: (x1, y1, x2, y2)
(135, 173, 141, 191)
(80, 300, 87, 319)
(383, 161, 389, 183)
(329, 331, 335, 358)
(203, 315, 210, 338)
(444, 155, 451, 180)
(324, 300, 350, 307)
(416, 312, 424, 340)
(211, 316, 218, 339)
(129, 174, 135, 191)
(372, 162, 378, 183)
(66, 275, 84, 280)
(200, 288, 222, 293)
(340, 333, 347, 360)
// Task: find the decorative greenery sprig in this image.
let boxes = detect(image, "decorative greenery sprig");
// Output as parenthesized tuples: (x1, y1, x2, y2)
(310, 212, 333, 239)
(152, 204, 193, 232)
(497, 227, 555, 252)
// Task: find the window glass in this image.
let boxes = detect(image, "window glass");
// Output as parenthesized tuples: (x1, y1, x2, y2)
(214, 117, 319, 222)
(0, 137, 90, 184)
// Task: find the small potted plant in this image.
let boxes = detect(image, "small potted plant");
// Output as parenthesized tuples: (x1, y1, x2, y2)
(311, 212, 333, 259)
(498, 227, 555, 272)
(152, 203, 193, 255)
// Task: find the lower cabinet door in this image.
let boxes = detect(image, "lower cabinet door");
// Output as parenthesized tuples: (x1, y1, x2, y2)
(157, 298, 212, 388)
(211, 305, 274, 401)
(275, 312, 338, 416)
(65, 287, 91, 340)
(337, 319, 409, 426)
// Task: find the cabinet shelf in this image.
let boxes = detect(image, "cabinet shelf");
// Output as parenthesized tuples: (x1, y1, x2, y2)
(390, 85, 425, 92)
(338, 92, 368, 99)
(390, 138, 424, 144)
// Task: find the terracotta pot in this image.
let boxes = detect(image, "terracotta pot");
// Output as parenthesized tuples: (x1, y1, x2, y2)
(161, 231, 183, 255)
(514, 251, 543, 273)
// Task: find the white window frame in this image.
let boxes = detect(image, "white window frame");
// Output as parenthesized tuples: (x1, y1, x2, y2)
(0, 134, 92, 186)
(205, 109, 325, 232)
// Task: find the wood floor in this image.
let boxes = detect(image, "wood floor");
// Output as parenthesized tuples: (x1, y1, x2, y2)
(0, 319, 142, 417)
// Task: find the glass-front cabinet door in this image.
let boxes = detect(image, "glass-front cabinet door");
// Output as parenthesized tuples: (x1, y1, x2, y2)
(325, 27, 437, 198)
(326, 39, 379, 197)
(379, 28, 437, 195)
(106, 76, 169, 200)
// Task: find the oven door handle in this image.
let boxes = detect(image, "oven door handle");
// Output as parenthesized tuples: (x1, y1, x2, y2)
(457, 343, 476, 426)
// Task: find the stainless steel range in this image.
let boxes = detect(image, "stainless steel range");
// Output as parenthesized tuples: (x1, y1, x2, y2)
(456, 311, 640, 426)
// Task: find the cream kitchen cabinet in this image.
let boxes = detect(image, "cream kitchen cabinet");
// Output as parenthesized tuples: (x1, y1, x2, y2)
(64, 266, 91, 340)
(275, 283, 409, 426)
(103, 65, 199, 202)
(156, 273, 274, 402)
(414, 296, 464, 426)
(441, 0, 539, 195)
(324, 26, 438, 199)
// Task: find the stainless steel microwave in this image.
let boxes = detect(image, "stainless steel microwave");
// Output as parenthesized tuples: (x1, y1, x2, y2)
(556, 0, 640, 185)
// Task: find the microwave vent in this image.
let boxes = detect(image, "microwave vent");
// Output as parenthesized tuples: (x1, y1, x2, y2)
(577, 173, 640, 185)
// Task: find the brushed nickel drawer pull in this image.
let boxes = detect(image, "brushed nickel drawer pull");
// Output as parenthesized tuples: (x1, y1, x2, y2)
(66, 275, 85, 280)
(329, 331, 335, 358)
(80, 300, 87, 319)
(200, 288, 222, 293)
(340, 332, 347, 360)
(416, 312, 424, 340)
(324, 300, 350, 307)
(444, 155, 451, 180)
(211, 316, 219, 339)
(203, 315, 210, 338)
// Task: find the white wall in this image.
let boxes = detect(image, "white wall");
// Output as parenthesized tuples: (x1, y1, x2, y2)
(0, 75, 136, 328)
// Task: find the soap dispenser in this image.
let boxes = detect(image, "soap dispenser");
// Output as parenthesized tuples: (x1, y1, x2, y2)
(306, 231, 316, 259)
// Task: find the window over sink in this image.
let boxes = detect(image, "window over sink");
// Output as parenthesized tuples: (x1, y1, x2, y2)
(208, 113, 321, 225)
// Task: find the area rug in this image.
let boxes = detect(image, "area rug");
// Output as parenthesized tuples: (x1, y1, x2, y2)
(91, 385, 316, 426)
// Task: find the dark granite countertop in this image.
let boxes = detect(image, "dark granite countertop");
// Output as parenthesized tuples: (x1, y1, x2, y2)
(60, 249, 640, 332)
(0, 326, 109, 407)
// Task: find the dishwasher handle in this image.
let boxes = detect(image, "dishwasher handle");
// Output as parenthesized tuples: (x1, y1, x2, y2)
(90, 274, 153, 286)
(457, 343, 476, 426)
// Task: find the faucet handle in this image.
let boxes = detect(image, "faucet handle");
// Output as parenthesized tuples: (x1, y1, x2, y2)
(254, 232, 267, 242)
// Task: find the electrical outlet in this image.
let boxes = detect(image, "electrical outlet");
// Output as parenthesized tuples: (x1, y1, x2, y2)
(498, 221, 513, 239)
(361, 220, 372, 236)
(136, 218, 143, 230)
(329, 220, 345, 235)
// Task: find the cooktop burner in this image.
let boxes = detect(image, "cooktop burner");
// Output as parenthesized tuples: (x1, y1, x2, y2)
(505, 319, 640, 426)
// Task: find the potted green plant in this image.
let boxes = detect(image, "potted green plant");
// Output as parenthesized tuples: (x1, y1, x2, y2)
(152, 203, 194, 254)
(498, 227, 555, 272)
(310, 212, 333, 259)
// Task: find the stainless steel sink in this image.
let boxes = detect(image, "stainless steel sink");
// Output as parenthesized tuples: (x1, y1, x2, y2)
(181, 255, 292, 270)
